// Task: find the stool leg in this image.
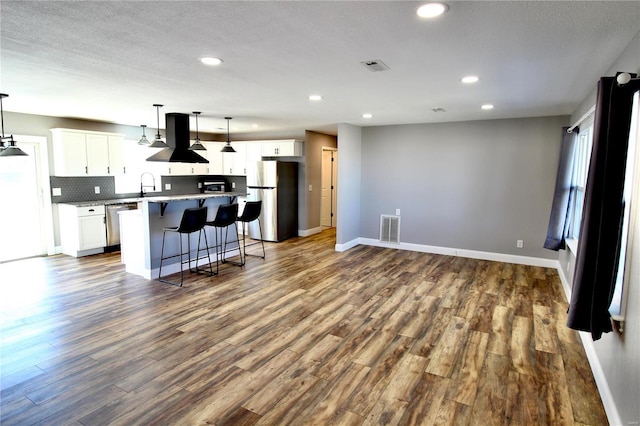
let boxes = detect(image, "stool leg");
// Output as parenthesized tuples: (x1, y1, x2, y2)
(240, 221, 247, 266)
(178, 233, 184, 286)
(257, 218, 265, 259)
(159, 229, 167, 280)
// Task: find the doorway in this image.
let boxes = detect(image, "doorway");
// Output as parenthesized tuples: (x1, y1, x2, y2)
(321, 148, 338, 228)
(0, 135, 53, 262)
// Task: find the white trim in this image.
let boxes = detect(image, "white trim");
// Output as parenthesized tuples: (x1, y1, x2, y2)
(576, 332, 622, 426)
(299, 226, 323, 237)
(565, 238, 579, 256)
(555, 263, 622, 426)
(335, 237, 361, 252)
(357, 237, 559, 268)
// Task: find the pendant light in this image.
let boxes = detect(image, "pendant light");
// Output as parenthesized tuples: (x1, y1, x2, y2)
(138, 124, 150, 145)
(188, 111, 206, 151)
(220, 117, 236, 153)
(0, 93, 28, 157)
(149, 104, 169, 148)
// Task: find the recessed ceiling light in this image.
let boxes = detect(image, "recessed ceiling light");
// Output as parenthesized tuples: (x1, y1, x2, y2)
(417, 3, 449, 18)
(308, 94, 323, 101)
(251, 124, 258, 128)
(481, 104, 494, 110)
(461, 75, 479, 84)
(200, 57, 223, 66)
(362, 113, 373, 119)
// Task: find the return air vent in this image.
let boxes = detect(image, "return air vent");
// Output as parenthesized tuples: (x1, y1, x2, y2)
(361, 59, 390, 72)
(380, 215, 400, 243)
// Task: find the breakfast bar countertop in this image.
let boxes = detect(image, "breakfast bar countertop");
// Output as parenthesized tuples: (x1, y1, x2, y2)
(58, 192, 245, 207)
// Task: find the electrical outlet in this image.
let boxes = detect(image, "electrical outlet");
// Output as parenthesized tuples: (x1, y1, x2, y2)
(52, 188, 62, 196)
(516, 239, 524, 248)
(165, 183, 171, 190)
(94, 186, 100, 194)
(232, 182, 236, 189)
(198, 182, 202, 188)
(395, 208, 401, 216)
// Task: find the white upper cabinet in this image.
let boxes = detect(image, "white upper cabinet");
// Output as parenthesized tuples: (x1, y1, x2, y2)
(51, 129, 125, 176)
(107, 135, 126, 174)
(203, 142, 224, 175)
(261, 140, 303, 157)
(223, 143, 247, 176)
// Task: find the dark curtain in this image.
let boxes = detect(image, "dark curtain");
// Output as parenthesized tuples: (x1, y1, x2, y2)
(544, 127, 578, 251)
(567, 75, 639, 340)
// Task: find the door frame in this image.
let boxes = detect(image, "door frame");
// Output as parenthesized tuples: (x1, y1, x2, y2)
(321, 147, 338, 228)
(13, 135, 55, 257)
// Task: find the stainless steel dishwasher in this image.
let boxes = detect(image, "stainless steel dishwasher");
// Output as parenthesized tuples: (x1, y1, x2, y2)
(105, 203, 138, 251)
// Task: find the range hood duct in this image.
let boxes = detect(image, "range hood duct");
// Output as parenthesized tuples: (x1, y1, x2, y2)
(146, 113, 208, 163)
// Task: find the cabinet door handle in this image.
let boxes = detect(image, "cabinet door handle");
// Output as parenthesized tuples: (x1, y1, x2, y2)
(107, 166, 110, 174)
(85, 166, 88, 174)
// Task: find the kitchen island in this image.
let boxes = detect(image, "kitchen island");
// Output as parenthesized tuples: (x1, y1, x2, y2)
(119, 192, 244, 279)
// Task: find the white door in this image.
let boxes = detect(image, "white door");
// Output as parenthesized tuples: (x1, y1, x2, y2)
(321, 148, 337, 227)
(0, 138, 49, 261)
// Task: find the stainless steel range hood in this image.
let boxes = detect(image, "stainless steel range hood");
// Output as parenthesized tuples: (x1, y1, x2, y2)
(146, 112, 208, 163)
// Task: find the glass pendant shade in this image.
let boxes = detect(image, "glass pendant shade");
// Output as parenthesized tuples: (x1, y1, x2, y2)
(138, 124, 150, 145)
(189, 111, 207, 151)
(220, 117, 236, 153)
(149, 104, 168, 148)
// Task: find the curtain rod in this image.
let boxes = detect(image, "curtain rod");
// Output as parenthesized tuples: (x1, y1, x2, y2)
(567, 105, 596, 133)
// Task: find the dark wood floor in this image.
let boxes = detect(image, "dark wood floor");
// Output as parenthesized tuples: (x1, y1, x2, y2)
(0, 228, 607, 425)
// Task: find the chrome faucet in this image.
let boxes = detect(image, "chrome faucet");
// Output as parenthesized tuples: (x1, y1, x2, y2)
(140, 172, 156, 197)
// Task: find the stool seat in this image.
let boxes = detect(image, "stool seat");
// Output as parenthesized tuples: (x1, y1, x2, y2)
(158, 207, 212, 286)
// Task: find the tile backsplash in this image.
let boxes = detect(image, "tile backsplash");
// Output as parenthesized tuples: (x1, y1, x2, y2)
(50, 175, 246, 203)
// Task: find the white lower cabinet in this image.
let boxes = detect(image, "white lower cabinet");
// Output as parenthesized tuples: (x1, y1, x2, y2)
(59, 204, 107, 257)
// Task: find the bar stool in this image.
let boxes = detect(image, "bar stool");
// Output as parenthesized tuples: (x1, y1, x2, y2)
(158, 207, 212, 287)
(237, 201, 265, 265)
(205, 203, 242, 274)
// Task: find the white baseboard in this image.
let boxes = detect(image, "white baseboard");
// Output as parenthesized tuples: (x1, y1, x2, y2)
(357, 238, 559, 268)
(335, 237, 361, 252)
(299, 226, 323, 237)
(555, 262, 622, 426)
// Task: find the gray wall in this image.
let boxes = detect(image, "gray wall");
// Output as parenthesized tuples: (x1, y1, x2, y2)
(304, 130, 337, 231)
(336, 123, 362, 246)
(560, 30, 640, 425)
(359, 116, 566, 259)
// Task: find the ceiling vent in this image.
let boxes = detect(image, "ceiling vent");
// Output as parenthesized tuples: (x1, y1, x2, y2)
(361, 60, 390, 72)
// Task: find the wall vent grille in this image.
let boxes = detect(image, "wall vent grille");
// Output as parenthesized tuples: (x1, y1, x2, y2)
(380, 215, 400, 243)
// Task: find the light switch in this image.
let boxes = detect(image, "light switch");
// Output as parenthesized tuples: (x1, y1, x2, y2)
(309, 184, 312, 191)
(52, 188, 62, 196)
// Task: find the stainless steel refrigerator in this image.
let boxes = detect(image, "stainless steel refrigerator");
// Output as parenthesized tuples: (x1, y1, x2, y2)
(247, 161, 298, 242)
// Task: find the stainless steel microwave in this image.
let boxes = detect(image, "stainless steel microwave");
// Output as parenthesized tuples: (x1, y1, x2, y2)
(202, 180, 227, 193)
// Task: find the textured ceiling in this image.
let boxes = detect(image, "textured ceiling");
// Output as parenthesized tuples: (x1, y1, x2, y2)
(1, 1, 638, 138)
